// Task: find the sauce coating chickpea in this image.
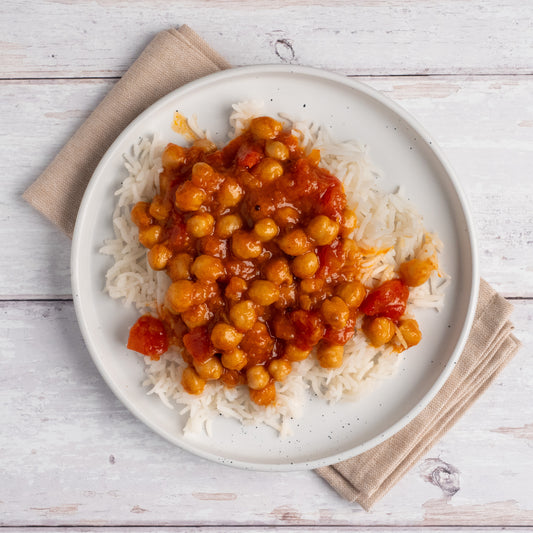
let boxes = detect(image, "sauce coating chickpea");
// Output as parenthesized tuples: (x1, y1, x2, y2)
(399, 258, 435, 287)
(363, 316, 395, 347)
(186, 212, 215, 238)
(317, 343, 344, 368)
(256, 158, 284, 182)
(284, 344, 311, 362)
(190, 255, 225, 281)
(229, 300, 257, 332)
(181, 303, 212, 329)
(139, 225, 162, 248)
(265, 140, 289, 161)
(335, 280, 366, 308)
(166, 280, 195, 313)
(249, 381, 276, 406)
(193, 356, 223, 380)
(398, 318, 422, 347)
(263, 257, 293, 285)
(246, 365, 270, 390)
(254, 218, 279, 242)
(181, 366, 206, 395)
(268, 358, 292, 382)
(131, 201, 153, 229)
(161, 143, 186, 169)
(248, 280, 280, 306)
(215, 214, 243, 238)
(221, 348, 247, 371)
(148, 244, 172, 271)
(210, 323, 244, 351)
(277, 229, 311, 256)
(291, 252, 319, 278)
(217, 178, 243, 208)
(232, 230, 263, 259)
(321, 296, 350, 329)
(175, 181, 206, 212)
(306, 215, 340, 245)
(166, 253, 193, 281)
(341, 208, 357, 237)
(149, 195, 171, 222)
(191, 162, 221, 192)
(250, 116, 283, 140)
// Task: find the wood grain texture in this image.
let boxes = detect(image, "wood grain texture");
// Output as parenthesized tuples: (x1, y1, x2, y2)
(1, 1, 533, 78)
(0, 299, 531, 526)
(1, 76, 531, 298)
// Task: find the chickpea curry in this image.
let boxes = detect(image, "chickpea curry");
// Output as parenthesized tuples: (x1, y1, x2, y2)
(127, 116, 436, 407)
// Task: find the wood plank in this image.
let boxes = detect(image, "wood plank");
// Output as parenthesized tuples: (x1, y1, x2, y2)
(1, 76, 531, 298)
(1, 1, 532, 78)
(0, 299, 531, 526)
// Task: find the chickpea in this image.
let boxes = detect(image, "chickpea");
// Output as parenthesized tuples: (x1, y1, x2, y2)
(191, 255, 225, 281)
(225, 276, 248, 301)
(341, 208, 357, 237)
(191, 162, 221, 192)
(253, 218, 279, 242)
(186, 212, 215, 238)
(265, 140, 289, 161)
(398, 318, 422, 347)
(300, 278, 324, 293)
(246, 365, 270, 390)
(162, 143, 186, 169)
(249, 381, 276, 406)
(232, 230, 263, 259)
(250, 116, 283, 140)
(274, 206, 300, 229)
(147, 243, 173, 270)
(291, 252, 319, 278)
(217, 178, 243, 209)
(317, 343, 344, 369)
(175, 181, 206, 212)
(221, 348, 247, 371)
(263, 257, 293, 285)
(399, 258, 434, 287)
(363, 316, 395, 347)
(215, 213, 243, 238)
(256, 158, 284, 182)
(248, 280, 280, 306)
(181, 366, 206, 395)
(139, 225, 162, 248)
(335, 280, 366, 308)
(148, 195, 171, 222)
(268, 358, 292, 382)
(277, 229, 311, 256)
(192, 138, 217, 153)
(193, 356, 223, 381)
(131, 201, 153, 229)
(165, 279, 195, 313)
(166, 253, 193, 281)
(200, 235, 227, 259)
(181, 303, 212, 329)
(306, 215, 340, 246)
(229, 300, 257, 332)
(321, 297, 350, 329)
(210, 323, 244, 351)
(285, 344, 311, 362)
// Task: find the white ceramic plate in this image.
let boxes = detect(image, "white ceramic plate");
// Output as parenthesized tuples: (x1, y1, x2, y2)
(72, 65, 478, 470)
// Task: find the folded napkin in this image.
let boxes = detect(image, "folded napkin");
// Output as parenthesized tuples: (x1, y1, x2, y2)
(24, 26, 521, 509)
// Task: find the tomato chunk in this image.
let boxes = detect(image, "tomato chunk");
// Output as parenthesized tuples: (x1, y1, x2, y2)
(323, 312, 357, 345)
(290, 310, 326, 351)
(236, 141, 264, 169)
(127, 315, 169, 360)
(360, 279, 409, 323)
(183, 326, 215, 363)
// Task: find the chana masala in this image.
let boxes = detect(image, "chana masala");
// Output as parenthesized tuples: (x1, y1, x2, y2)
(127, 116, 437, 407)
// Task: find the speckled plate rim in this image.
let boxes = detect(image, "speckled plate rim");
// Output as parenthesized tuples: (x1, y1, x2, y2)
(72, 64, 479, 471)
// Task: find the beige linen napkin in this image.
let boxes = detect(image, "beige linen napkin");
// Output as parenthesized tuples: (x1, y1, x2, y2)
(23, 26, 229, 238)
(24, 26, 521, 509)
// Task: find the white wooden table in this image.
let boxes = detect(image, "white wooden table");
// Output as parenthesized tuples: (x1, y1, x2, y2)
(1, 1, 532, 530)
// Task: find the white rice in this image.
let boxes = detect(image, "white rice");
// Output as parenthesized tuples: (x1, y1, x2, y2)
(101, 101, 448, 437)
